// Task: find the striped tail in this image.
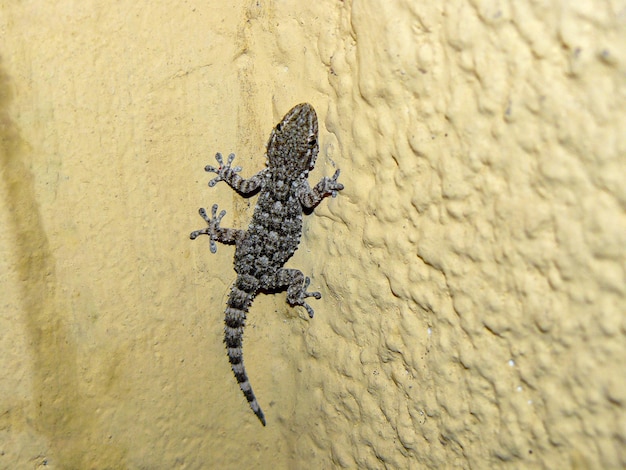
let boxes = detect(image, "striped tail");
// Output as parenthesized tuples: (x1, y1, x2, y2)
(224, 275, 266, 426)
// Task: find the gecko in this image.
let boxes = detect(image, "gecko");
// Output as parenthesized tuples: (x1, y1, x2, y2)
(190, 103, 343, 426)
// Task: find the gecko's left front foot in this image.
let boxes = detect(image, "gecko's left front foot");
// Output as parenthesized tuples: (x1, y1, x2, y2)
(190, 203, 227, 253)
(204, 152, 242, 187)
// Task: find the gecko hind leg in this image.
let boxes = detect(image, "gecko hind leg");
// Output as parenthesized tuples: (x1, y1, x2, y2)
(266, 268, 321, 318)
(190, 204, 244, 253)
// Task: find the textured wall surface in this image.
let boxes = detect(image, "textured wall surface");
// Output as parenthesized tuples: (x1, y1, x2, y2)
(1, 0, 625, 469)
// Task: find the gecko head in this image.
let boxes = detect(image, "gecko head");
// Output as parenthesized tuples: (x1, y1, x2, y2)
(266, 103, 319, 176)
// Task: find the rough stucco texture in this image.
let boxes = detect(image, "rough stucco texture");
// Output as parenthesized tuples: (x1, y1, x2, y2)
(1, 0, 625, 469)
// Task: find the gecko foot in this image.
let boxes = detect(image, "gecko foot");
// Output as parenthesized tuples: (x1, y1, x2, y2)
(205, 152, 242, 187)
(288, 276, 321, 318)
(328, 169, 344, 198)
(189, 203, 227, 253)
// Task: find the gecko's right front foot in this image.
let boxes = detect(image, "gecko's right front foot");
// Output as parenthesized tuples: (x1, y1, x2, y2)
(189, 203, 227, 253)
(323, 169, 344, 198)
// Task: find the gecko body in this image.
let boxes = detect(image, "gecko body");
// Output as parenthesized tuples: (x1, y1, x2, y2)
(190, 103, 343, 425)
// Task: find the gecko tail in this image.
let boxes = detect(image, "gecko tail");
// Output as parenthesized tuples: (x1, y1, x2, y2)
(226, 333, 266, 426)
(224, 278, 266, 425)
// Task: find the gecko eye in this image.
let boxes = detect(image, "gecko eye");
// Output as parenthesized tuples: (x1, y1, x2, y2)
(275, 123, 282, 132)
(308, 137, 317, 146)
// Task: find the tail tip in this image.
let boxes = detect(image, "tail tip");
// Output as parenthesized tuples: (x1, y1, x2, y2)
(256, 409, 266, 426)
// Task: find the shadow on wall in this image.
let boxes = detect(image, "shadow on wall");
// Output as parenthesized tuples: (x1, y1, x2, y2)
(0, 57, 125, 467)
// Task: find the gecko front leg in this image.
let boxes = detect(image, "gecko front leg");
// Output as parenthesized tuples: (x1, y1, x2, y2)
(299, 169, 344, 209)
(190, 204, 245, 253)
(205, 152, 268, 195)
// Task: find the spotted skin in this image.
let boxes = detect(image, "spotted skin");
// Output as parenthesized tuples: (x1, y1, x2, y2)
(190, 103, 343, 425)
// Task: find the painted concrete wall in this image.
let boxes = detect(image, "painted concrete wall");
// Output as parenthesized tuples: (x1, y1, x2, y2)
(1, 0, 624, 468)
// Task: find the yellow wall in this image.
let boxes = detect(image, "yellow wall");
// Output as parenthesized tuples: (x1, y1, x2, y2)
(1, 1, 625, 468)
